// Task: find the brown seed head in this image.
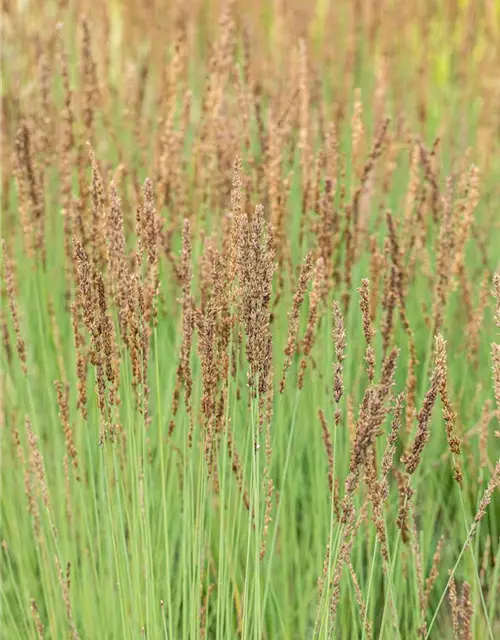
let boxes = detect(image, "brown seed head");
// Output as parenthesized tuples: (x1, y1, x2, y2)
(280, 250, 314, 393)
(31, 598, 44, 639)
(55, 381, 80, 480)
(359, 278, 376, 382)
(298, 257, 324, 389)
(2, 240, 27, 373)
(88, 146, 107, 270)
(56, 556, 79, 640)
(459, 581, 473, 640)
(448, 571, 459, 639)
(493, 273, 500, 330)
(318, 409, 334, 494)
(473, 458, 500, 530)
(26, 417, 50, 511)
(332, 300, 347, 411)
(403, 336, 446, 474)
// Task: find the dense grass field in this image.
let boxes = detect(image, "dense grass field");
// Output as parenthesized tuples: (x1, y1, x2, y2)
(1, 1, 500, 638)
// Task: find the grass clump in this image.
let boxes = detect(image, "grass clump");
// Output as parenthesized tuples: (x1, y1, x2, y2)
(1, 1, 500, 638)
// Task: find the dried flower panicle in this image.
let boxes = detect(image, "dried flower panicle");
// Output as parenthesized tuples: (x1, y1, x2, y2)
(58, 28, 76, 305)
(280, 250, 314, 393)
(478, 399, 491, 472)
(26, 417, 50, 512)
(471, 458, 500, 535)
(318, 409, 334, 494)
(432, 177, 457, 332)
(71, 301, 88, 420)
(395, 469, 413, 544)
(351, 89, 364, 175)
(437, 339, 462, 482)
(458, 581, 473, 640)
(405, 337, 418, 435)
(260, 418, 274, 560)
(80, 16, 99, 142)
(492, 273, 500, 422)
(55, 557, 79, 640)
(298, 39, 311, 210)
(170, 219, 194, 437)
(373, 393, 404, 560)
(298, 257, 325, 389)
(328, 502, 369, 627)
(332, 301, 347, 416)
(424, 535, 445, 606)
(88, 146, 108, 270)
(14, 426, 39, 537)
(493, 273, 500, 329)
(466, 271, 489, 366)
(493, 343, 500, 424)
(1, 306, 12, 364)
(2, 240, 27, 373)
(448, 571, 459, 639)
(412, 515, 426, 636)
(14, 122, 45, 264)
(236, 202, 275, 420)
(55, 381, 80, 481)
(368, 236, 383, 322)
(402, 335, 446, 475)
(358, 278, 376, 382)
(451, 165, 480, 281)
(73, 238, 119, 441)
(347, 559, 373, 639)
(31, 598, 45, 639)
(381, 237, 397, 353)
(106, 183, 129, 340)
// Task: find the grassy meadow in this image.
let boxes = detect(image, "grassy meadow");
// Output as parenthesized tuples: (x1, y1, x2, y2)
(1, 0, 500, 638)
